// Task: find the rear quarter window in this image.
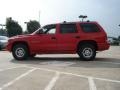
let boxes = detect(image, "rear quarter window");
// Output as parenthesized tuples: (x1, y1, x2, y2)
(80, 23, 100, 33)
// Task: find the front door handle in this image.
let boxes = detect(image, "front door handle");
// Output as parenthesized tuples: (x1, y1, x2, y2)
(75, 36, 80, 39)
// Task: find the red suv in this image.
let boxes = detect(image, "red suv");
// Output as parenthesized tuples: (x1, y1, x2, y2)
(6, 21, 110, 60)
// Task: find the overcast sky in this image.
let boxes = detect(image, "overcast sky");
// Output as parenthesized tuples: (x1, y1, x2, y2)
(0, 0, 120, 37)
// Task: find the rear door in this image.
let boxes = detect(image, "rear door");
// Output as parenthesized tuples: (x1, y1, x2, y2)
(57, 23, 80, 51)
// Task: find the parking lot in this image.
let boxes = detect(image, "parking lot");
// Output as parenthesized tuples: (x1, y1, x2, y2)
(0, 46, 120, 90)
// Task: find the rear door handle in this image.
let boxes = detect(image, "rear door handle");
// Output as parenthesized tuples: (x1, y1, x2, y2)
(51, 37, 56, 39)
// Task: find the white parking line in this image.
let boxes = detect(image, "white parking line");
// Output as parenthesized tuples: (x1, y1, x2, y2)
(99, 61, 120, 65)
(94, 77, 120, 83)
(107, 53, 120, 57)
(0, 68, 36, 90)
(0, 66, 26, 72)
(44, 72, 60, 90)
(26, 66, 120, 84)
(0, 66, 119, 90)
(88, 77, 97, 90)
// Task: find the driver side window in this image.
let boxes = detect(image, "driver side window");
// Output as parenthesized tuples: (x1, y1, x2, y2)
(47, 28, 56, 34)
(44, 25, 56, 34)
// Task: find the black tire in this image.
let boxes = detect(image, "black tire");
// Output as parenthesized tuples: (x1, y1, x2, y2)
(77, 44, 96, 61)
(29, 54, 36, 58)
(12, 44, 29, 60)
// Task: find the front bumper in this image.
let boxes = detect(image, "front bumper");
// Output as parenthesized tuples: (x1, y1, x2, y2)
(6, 42, 12, 51)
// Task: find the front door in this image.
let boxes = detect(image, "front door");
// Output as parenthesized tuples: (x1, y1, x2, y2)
(31, 25, 57, 53)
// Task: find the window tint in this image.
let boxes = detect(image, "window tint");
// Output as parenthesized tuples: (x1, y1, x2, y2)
(80, 23, 100, 33)
(60, 24, 77, 34)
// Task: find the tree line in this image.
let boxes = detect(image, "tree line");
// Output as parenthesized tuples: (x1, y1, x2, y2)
(0, 17, 120, 41)
(0, 17, 40, 37)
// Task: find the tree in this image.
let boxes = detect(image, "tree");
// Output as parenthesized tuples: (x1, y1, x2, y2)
(118, 36, 120, 40)
(6, 17, 23, 37)
(0, 29, 7, 36)
(27, 20, 40, 34)
(23, 31, 29, 34)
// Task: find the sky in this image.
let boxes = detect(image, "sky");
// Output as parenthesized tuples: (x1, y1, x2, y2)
(0, 0, 120, 37)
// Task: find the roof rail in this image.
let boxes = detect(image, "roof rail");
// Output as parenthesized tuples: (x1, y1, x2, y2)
(87, 20, 90, 22)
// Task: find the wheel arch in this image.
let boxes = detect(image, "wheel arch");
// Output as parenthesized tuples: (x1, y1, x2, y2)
(11, 41, 30, 54)
(77, 40, 98, 52)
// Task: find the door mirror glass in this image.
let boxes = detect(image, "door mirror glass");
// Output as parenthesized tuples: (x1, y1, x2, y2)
(39, 29, 44, 34)
(35, 28, 44, 34)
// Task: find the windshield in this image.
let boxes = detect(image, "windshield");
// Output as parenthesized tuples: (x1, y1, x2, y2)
(32, 28, 41, 34)
(32, 26, 49, 34)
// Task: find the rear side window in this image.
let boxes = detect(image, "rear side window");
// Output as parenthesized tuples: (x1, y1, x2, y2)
(60, 24, 77, 34)
(80, 23, 100, 33)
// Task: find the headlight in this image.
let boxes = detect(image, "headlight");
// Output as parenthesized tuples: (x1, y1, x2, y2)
(7, 39, 14, 44)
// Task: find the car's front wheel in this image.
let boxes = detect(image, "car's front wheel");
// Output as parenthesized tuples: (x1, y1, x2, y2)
(78, 44, 96, 61)
(12, 44, 29, 60)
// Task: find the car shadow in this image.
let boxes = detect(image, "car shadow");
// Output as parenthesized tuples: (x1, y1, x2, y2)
(10, 56, 120, 68)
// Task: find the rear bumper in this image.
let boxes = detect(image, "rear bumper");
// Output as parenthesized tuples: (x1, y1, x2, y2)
(98, 42, 110, 51)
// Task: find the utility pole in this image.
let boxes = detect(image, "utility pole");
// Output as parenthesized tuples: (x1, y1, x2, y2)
(24, 22, 29, 31)
(38, 10, 41, 26)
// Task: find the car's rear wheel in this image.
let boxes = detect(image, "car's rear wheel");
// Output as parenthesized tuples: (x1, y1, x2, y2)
(77, 44, 96, 61)
(12, 44, 29, 60)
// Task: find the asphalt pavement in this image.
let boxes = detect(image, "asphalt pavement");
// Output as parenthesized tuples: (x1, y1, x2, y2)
(0, 46, 120, 90)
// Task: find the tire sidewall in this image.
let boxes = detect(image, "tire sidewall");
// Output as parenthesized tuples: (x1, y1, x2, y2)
(78, 44, 96, 61)
(12, 44, 28, 60)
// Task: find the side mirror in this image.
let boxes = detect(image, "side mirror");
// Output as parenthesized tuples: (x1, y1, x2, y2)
(39, 30, 44, 34)
(36, 29, 43, 34)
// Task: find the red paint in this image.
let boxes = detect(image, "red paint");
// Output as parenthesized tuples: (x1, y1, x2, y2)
(6, 22, 110, 55)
